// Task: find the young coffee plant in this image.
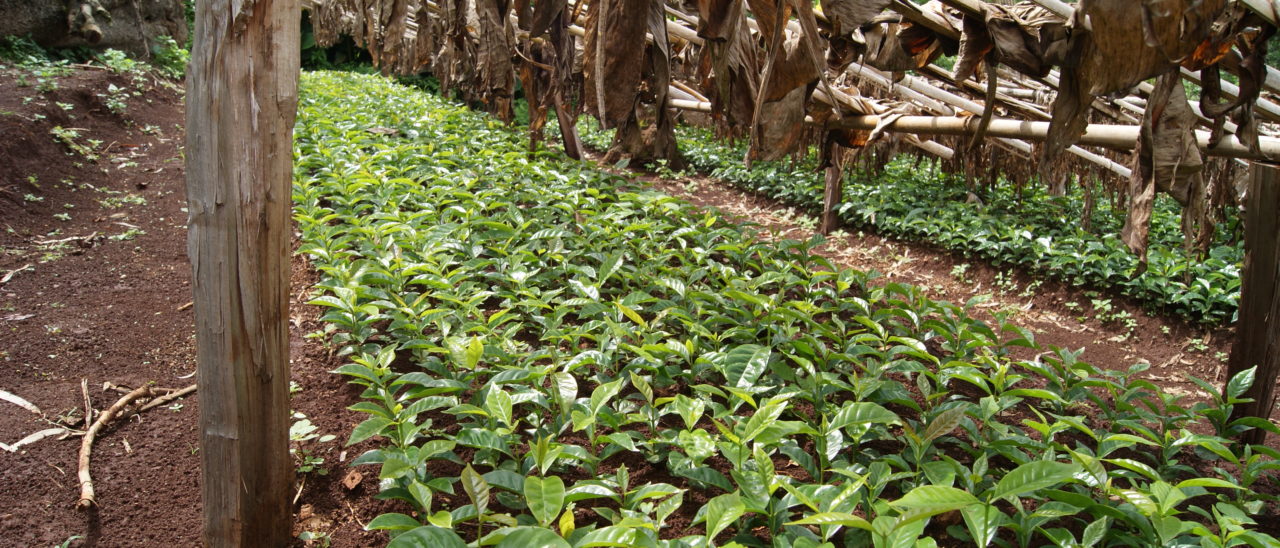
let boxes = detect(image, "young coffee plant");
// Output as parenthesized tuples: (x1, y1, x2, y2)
(295, 72, 1277, 548)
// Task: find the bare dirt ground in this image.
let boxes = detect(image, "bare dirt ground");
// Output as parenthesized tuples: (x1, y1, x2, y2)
(0, 66, 389, 547)
(0, 65, 1269, 547)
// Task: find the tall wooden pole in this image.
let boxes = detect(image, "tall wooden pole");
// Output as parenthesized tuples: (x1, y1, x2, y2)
(1228, 163, 1280, 446)
(820, 139, 844, 235)
(185, 0, 299, 544)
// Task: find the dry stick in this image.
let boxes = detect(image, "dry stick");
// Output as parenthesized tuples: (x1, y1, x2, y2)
(77, 385, 152, 510)
(104, 381, 185, 395)
(137, 384, 197, 412)
(81, 379, 93, 427)
(0, 264, 32, 285)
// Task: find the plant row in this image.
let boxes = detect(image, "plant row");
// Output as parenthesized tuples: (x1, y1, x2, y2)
(294, 71, 1277, 548)
(574, 123, 1242, 325)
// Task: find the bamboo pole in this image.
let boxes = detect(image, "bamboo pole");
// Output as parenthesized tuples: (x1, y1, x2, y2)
(186, 0, 298, 544)
(823, 115, 1280, 160)
(848, 65, 1134, 177)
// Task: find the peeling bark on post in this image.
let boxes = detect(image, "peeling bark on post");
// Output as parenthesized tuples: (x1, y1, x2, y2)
(1228, 163, 1280, 446)
(185, 0, 299, 544)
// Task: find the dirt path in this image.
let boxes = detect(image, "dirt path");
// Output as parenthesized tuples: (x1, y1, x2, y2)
(0, 66, 390, 547)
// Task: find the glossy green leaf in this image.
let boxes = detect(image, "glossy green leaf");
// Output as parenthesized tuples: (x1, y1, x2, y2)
(524, 475, 566, 527)
(386, 526, 466, 548)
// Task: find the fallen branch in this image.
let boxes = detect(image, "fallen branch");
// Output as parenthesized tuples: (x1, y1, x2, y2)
(77, 385, 152, 510)
(103, 381, 186, 395)
(34, 232, 99, 246)
(0, 264, 32, 285)
(137, 384, 196, 412)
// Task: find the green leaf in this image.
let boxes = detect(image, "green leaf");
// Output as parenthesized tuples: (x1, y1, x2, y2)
(723, 344, 771, 390)
(706, 491, 747, 540)
(1002, 388, 1064, 403)
(889, 485, 980, 524)
(785, 512, 873, 530)
(495, 527, 571, 548)
(486, 388, 514, 427)
(456, 428, 511, 456)
(461, 464, 490, 516)
(959, 504, 1004, 547)
(386, 526, 466, 548)
(1227, 366, 1257, 400)
(1080, 516, 1109, 547)
(524, 475, 566, 527)
(989, 461, 1078, 502)
(827, 402, 902, 431)
(347, 416, 393, 446)
(589, 378, 625, 415)
(1174, 478, 1242, 490)
(616, 302, 647, 329)
(704, 492, 745, 541)
(365, 513, 421, 531)
(426, 511, 452, 528)
(741, 397, 789, 443)
(670, 394, 705, 431)
(552, 372, 577, 414)
(448, 336, 483, 370)
(921, 406, 966, 442)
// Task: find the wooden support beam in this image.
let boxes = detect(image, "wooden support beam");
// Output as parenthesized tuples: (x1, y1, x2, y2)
(668, 98, 1280, 161)
(1228, 162, 1280, 445)
(186, 0, 298, 544)
(824, 114, 1280, 161)
(848, 66, 1134, 177)
(1022, 0, 1280, 122)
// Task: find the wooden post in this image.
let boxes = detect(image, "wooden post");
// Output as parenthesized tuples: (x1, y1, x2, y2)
(185, 0, 299, 544)
(820, 139, 844, 235)
(1227, 163, 1280, 445)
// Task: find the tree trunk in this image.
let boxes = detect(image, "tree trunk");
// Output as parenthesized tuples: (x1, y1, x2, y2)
(185, 0, 298, 544)
(1227, 163, 1280, 445)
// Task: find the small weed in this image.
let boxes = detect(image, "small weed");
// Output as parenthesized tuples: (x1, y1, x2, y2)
(50, 126, 98, 161)
(23, 193, 43, 203)
(290, 413, 336, 476)
(98, 84, 129, 115)
(97, 49, 139, 74)
(993, 270, 1018, 293)
(1187, 337, 1210, 353)
(53, 213, 71, 221)
(98, 194, 146, 208)
(110, 228, 146, 241)
(297, 531, 332, 548)
(950, 263, 970, 283)
(54, 535, 84, 548)
(151, 36, 189, 79)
